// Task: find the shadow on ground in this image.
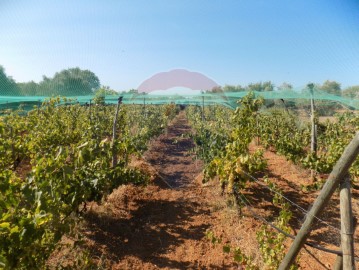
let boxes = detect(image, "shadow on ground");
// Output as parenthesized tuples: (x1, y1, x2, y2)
(84, 197, 211, 269)
(244, 171, 342, 249)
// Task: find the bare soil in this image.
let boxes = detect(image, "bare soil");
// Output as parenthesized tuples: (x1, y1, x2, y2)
(79, 111, 237, 269)
(50, 111, 359, 269)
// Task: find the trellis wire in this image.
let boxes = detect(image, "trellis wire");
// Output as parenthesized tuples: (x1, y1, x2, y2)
(241, 169, 342, 234)
(234, 188, 359, 262)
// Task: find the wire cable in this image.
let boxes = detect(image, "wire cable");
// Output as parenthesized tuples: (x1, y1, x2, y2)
(241, 169, 341, 234)
(234, 189, 359, 260)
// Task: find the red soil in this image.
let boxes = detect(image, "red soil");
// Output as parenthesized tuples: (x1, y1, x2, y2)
(49, 111, 359, 269)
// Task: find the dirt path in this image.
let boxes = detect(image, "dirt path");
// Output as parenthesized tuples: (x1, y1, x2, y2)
(143, 110, 202, 189)
(82, 111, 236, 269)
(59, 111, 358, 270)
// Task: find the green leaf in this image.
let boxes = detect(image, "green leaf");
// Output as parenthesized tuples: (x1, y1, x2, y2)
(0, 222, 10, 229)
(10, 226, 19, 234)
(223, 245, 231, 253)
(234, 254, 243, 263)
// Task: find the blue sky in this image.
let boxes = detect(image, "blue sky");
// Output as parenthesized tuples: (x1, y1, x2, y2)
(1, 0, 359, 91)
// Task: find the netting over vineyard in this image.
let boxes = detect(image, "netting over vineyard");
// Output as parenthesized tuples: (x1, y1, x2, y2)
(0, 87, 358, 111)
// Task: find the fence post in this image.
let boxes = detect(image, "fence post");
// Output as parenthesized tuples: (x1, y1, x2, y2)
(10, 126, 16, 169)
(334, 217, 357, 270)
(308, 83, 317, 180)
(278, 132, 359, 270)
(112, 96, 123, 168)
(143, 97, 146, 118)
(89, 99, 92, 125)
(339, 175, 355, 269)
(333, 253, 343, 270)
(310, 89, 317, 154)
(202, 95, 205, 122)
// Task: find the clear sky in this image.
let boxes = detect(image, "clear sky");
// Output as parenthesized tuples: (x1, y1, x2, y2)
(1, 0, 359, 91)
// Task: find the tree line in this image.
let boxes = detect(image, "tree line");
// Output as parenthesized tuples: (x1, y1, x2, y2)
(0, 65, 358, 98)
(210, 80, 358, 99)
(0, 66, 106, 96)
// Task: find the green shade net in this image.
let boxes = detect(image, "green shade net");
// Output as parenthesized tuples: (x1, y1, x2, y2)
(0, 88, 358, 111)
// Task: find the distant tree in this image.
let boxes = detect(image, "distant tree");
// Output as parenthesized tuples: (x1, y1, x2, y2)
(262, 81, 274, 91)
(0, 65, 20, 95)
(246, 81, 274, 92)
(223, 84, 245, 92)
(37, 76, 55, 95)
(222, 85, 235, 92)
(92, 86, 119, 104)
(246, 82, 262, 92)
(18, 81, 40, 96)
(342, 86, 359, 99)
(39, 67, 100, 96)
(235, 85, 246, 92)
(93, 89, 106, 105)
(210, 86, 223, 93)
(94, 86, 118, 96)
(319, 80, 341, 96)
(277, 82, 293, 91)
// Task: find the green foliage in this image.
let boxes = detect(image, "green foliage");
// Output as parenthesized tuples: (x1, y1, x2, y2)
(258, 109, 310, 162)
(16, 68, 101, 96)
(93, 89, 106, 105)
(301, 112, 359, 178)
(206, 230, 258, 269)
(0, 98, 177, 269)
(188, 92, 267, 193)
(129, 104, 178, 153)
(189, 92, 357, 267)
(207, 81, 273, 93)
(277, 82, 293, 91)
(223, 84, 246, 92)
(257, 108, 358, 186)
(205, 230, 222, 245)
(186, 105, 231, 169)
(0, 66, 20, 96)
(256, 178, 298, 270)
(247, 81, 274, 92)
(212, 93, 267, 193)
(342, 85, 359, 99)
(18, 81, 39, 96)
(319, 80, 341, 96)
(95, 86, 118, 96)
(231, 247, 258, 270)
(301, 179, 325, 192)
